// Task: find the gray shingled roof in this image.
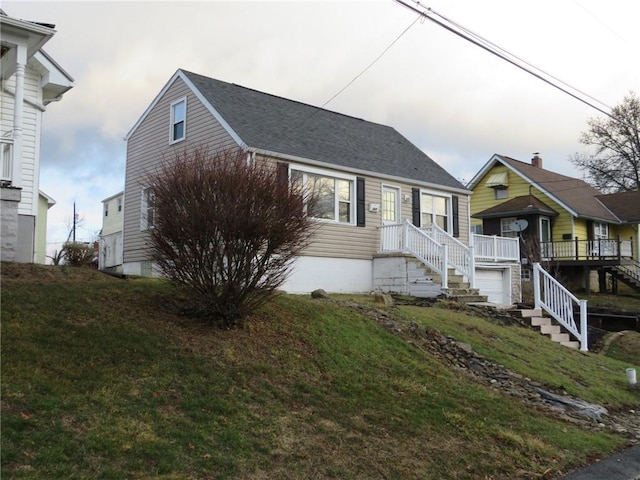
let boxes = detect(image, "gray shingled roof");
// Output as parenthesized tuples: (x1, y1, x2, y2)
(497, 155, 619, 222)
(182, 70, 466, 191)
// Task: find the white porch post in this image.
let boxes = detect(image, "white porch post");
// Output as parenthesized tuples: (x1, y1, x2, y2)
(579, 299, 588, 352)
(533, 263, 541, 310)
(11, 44, 26, 189)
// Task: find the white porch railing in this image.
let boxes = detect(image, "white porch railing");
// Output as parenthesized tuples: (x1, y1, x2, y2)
(532, 262, 588, 351)
(1, 136, 13, 183)
(472, 234, 520, 262)
(379, 219, 448, 289)
(423, 224, 475, 287)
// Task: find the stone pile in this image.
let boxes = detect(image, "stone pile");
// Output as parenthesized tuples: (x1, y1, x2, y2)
(338, 298, 640, 443)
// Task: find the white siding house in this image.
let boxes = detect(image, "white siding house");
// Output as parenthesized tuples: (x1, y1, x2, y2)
(121, 69, 483, 297)
(0, 10, 73, 263)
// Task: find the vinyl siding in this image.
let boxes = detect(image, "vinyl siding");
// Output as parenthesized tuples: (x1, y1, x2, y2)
(1, 66, 43, 216)
(123, 77, 471, 264)
(123, 77, 239, 264)
(102, 194, 124, 236)
(470, 165, 579, 241)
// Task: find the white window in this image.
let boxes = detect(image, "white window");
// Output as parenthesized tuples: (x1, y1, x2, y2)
(104, 203, 109, 217)
(421, 192, 450, 231)
(594, 222, 609, 240)
(117, 197, 123, 212)
(495, 187, 508, 199)
(170, 97, 186, 143)
(290, 167, 354, 224)
(141, 188, 155, 230)
(500, 217, 518, 238)
(521, 268, 531, 282)
(470, 224, 483, 235)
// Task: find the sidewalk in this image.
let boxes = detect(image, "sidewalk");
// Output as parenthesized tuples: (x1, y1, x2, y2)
(559, 444, 640, 480)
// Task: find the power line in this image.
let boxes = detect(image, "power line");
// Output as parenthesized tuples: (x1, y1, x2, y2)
(320, 14, 422, 110)
(393, 0, 617, 121)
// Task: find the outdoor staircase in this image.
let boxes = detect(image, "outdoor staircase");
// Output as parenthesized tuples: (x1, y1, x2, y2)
(603, 261, 640, 293)
(409, 262, 487, 303)
(510, 308, 580, 350)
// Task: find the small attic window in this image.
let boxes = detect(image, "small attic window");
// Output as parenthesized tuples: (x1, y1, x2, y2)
(170, 97, 186, 144)
(486, 172, 508, 188)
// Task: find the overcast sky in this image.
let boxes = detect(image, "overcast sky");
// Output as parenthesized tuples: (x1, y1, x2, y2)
(5, 0, 640, 252)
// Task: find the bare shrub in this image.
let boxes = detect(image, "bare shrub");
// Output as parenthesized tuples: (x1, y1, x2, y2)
(144, 147, 316, 328)
(62, 242, 96, 267)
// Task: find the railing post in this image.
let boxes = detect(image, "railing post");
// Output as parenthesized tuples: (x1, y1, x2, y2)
(574, 237, 579, 260)
(533, 263, 541, 310)
(468, 245, 475, 289)
(402, 219, 409, 253)
(442, 244, 448, 292)
(579, 299, 588, 352)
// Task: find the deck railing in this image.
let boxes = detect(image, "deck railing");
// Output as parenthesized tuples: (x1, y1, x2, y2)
(1, 136, 13, 183)
(423, 224, 475, 287)
(379, 219, 448, 288)
(472, 234, 520, 262)
(540, 237, 633, 261)
(533, 262, 588, 351)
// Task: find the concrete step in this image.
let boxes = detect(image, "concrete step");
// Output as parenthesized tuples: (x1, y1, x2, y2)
(551, 332, 570, 343)
(510, 308, 543, 318)
(450, 294, 489, 303)
(561, 341, 580, 349)
(530, 316, 551, 327)
(540, 324, 560, 335)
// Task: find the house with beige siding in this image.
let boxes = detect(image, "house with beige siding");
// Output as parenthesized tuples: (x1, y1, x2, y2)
(123, 69, 517, 299)
(0, 10, 74, 263)
(468, 154, 639, 294)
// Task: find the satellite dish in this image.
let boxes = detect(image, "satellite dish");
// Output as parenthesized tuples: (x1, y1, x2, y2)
(509, 219, 528, 232)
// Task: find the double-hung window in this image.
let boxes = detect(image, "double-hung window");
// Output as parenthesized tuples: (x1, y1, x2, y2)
(290, 167, 354, 224)
(117, 197, 123, 212)
(170, 97, 186, 143)
(141, 188, 156, 230)
(500, 217, 518, 238)
(421, 192, 450, 231)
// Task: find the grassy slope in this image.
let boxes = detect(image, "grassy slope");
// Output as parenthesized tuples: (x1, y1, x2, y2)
(1, 264, 637, 479)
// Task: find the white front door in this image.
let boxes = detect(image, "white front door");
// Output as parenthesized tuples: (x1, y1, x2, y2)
(382, 186, 400, 225)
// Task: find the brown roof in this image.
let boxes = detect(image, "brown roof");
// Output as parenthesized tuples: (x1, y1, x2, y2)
(472, 195, 557, 219)
(596, 190, 640, 223)
(497, 155, 619, 222)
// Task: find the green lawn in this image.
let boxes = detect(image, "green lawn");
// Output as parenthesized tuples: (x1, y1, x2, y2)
(1, 263, 636, 479)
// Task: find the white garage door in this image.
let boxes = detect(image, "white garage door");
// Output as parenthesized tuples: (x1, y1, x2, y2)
(476, 268, 508, 305)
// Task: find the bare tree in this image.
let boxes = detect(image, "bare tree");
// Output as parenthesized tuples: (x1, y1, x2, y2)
(570, 91, 640, 193)
(144, 147, 316, 328)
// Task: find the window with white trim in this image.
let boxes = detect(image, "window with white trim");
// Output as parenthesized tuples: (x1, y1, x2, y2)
(104, 203, 109, 217)
(141, 188, 155, 230)
(290, 167, 354, 224)
(170, 98, 186, 143)
(421, 192, 450, 231)
(500, 217, 518, 238)
(117, 197, 123, 212)
(594, 222, 609, 240)
(470, 224, 483, 235)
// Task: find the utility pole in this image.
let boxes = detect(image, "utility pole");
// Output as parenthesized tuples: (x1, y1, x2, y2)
(73, 202, 76, 243)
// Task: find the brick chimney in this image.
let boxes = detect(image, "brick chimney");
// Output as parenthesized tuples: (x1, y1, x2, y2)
(531, 153, 543, 168)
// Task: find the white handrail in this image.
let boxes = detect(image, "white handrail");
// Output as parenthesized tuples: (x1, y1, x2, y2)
(379, 220, 448, 290)
(423, 224, 474, 287)
(532, 263, 588, 351)
(472, 234, 520, 262)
